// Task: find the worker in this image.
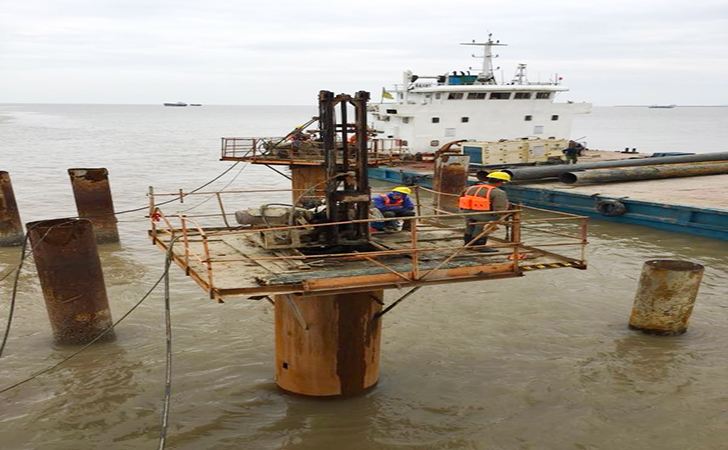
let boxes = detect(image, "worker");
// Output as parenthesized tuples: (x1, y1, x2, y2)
(372, 186, 415, 232)
(458, 171, 510, 252)
(288, 126, 307, 154)
(562, 141, 581, 164)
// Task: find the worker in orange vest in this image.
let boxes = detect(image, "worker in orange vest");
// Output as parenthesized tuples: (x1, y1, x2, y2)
(458, 171, 511, 252)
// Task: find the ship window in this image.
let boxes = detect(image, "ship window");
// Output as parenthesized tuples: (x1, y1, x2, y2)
(386, 109, 397, 114)
(514, 92, 532, 99)
(447, 92, 464, 100)
(403, 117, 410, 124)
(461, 117, 469, 123)
(490, 92, 511, 100)
(467, 92, 487, 100)
(551, 115, 559, 121)
(524, 115, 533, 121)
(435, 93, 441, 99)
(432, 117, 440, 123)
(536, 92, 551, 99)
(430, 140, 439, 146)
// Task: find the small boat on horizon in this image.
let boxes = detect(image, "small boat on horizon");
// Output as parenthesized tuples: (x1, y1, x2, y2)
(163, 102, 187, 107)
(648, 104, 676, 108)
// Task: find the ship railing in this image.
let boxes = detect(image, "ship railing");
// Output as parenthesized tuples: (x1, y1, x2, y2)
(369, 138, 408, 161)
(148, 185, 588, 298)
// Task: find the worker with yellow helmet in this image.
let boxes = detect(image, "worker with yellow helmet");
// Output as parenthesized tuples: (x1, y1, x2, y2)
(372, 186, 415, 232)
(458, 171, 511, 252)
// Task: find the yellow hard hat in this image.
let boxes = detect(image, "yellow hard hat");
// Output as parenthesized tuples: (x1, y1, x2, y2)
(391, 186, 412, 195)
(486, 171, 511, 182)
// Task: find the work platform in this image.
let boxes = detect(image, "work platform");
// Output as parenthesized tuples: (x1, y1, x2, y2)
(148, 187, 588, 301)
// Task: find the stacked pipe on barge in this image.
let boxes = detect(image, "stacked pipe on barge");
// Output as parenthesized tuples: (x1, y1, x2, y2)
(499, 151, 728, 181)
(68, 168, 120, 244)
(26, 218, 115, 344)
(0, 171, 24, 246)
(559, 161, 728, 185)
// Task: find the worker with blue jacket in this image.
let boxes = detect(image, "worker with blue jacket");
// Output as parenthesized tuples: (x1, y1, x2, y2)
(372, 186, 416, 231)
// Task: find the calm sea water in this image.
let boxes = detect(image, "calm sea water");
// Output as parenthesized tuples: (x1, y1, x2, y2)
(1, 104, 728, 450)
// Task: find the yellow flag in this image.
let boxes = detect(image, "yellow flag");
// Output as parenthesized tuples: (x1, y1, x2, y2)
(381, 88, 394, 100)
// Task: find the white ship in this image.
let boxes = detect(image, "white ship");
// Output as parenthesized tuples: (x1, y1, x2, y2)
(369, 35, 592, 154)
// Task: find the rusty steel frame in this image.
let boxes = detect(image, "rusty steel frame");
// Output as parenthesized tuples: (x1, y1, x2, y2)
(148, 209, 587, 299)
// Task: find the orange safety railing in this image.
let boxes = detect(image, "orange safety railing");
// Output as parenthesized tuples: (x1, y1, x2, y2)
(147, 185, 588, 298)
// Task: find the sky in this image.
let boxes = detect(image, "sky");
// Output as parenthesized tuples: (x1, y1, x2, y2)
(1, 0, 727, 106)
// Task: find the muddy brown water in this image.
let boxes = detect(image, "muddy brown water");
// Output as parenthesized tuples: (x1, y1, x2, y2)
(1, 104, 728, 449)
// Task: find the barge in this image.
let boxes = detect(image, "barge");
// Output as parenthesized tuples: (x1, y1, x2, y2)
(367, 151, 728, 241)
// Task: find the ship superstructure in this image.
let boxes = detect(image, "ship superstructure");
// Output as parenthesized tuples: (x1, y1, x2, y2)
(369, 35, 592, 153)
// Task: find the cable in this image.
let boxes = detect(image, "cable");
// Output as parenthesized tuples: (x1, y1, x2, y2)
(0, 162, 243, 285)
(0, 233, 28, 358)
(113, 161, 243, 215)
(179, 162, 249, 214)
(157, 241, 176, 450)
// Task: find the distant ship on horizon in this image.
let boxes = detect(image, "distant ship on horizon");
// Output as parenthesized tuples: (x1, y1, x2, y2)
(648, 104, 677, 109)
(163, 102, 187, 107)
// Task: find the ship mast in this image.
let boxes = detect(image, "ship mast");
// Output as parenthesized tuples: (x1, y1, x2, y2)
(461, 34, 507, 84)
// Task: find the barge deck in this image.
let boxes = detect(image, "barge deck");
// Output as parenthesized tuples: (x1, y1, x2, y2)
(368, 161, 728, 241)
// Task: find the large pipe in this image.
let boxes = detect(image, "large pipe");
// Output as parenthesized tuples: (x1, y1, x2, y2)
(433, 154, 469, 212)
(559, 161, 728, 184)
(26, 218, 115, 344)
(629, 260, 704, 335)
(275, 291, 382, 396)
(68, 168, 120, 244)
(497, 151, 728, 181)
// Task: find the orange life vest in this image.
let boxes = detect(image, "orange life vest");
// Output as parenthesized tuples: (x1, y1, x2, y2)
(458, 184, 496, 211)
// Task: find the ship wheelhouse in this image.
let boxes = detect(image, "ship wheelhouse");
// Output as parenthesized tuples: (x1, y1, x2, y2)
(369, 37, 591, 153)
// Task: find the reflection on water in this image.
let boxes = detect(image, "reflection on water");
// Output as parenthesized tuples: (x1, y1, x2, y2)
(1, 105, 727, 449)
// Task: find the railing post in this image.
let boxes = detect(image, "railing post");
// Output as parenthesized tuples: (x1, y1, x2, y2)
(180, 214, 190, 275)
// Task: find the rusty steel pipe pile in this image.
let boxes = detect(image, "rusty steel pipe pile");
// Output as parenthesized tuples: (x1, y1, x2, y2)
(26, 218, 116, 344)
(68, 168, 120, 244)
(559, 161, 728, 185)
(629, 260, 704, 335)
(498, 151, 728, 181)
(0, 171, 24, 246)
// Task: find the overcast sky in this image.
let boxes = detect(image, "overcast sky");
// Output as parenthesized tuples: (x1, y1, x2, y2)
(2, 0, 727, 106)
